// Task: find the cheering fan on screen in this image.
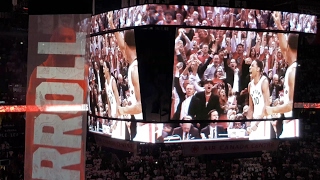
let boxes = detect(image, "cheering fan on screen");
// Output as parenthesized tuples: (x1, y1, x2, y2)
(192, 79, 222, 120)
(103, 61, 120, 119)
(170, 24, 300, 139)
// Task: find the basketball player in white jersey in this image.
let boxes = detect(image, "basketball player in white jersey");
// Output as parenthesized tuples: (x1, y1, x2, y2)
(266, 12, 299, 138)
(103, 61, 120, 118)
(107, 12, 143, 119)
(247, 60, 271, 140)
(102, 61, 122, 136)
(108, 12, 143, 140)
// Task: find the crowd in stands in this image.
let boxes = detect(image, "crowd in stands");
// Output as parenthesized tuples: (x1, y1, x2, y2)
(86, 111, 320, 179)
(0, 15, 28, 32)
(0, 35, 27, 105)
(92, 5, 317, 34)
(0, 113, 25, 180)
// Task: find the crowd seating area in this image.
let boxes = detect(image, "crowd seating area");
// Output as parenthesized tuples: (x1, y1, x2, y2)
(86, 112, 320, 180)
(0, 34, 27, 105)
(0, 113, 25, 180)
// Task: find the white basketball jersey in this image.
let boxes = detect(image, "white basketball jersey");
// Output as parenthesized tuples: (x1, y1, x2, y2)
(106, 76, 117, 118)
(127, 60, 143, 120)
(250, 76, 267, 119)
(283, 62, 297, 118)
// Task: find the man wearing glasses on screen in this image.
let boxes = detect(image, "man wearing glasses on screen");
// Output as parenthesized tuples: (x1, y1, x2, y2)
(172, 120, 200, 140)
(266, 12, 298, 138)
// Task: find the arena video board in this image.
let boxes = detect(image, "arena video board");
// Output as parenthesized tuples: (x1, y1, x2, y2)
(26, 15, 90, 180)
(90, 5, 317, 35)
(89, 30, 300, 144)
(88, 5, 308, 145)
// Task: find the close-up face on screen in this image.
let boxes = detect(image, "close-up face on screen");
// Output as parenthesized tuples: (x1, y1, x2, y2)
(86, 8, 309, 144)
(87, 29, 145, 141)
(171, 27, 299, 122)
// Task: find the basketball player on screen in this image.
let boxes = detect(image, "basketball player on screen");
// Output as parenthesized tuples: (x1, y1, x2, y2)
(103, 61, 121, 133)
(266, 12, 298, 138)
(108, 12, 142, 140)
(104, 61, 120, 118)
(247, 60, 271, 140)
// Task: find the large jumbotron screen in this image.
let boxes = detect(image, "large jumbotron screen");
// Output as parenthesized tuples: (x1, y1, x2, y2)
(87, 5, 313, 143)
(0, 2, 312, 180)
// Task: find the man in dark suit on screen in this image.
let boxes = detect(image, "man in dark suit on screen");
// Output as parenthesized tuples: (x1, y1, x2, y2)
(200, 110, 227, 139)
(190, 79, 222, 120)
(172, 122, 200, 140)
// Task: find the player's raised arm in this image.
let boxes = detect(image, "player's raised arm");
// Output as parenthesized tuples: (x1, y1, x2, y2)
(273, 12, 288, 54)
(247, 83, 253, 119)
(107, 12, 126, 51)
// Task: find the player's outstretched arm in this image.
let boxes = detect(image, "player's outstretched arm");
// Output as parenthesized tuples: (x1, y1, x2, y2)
(266, 67, 295, 114)
(107, 12, 126, 52)
(273, 12, 287, 55)
(119, 65, 142, 115)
